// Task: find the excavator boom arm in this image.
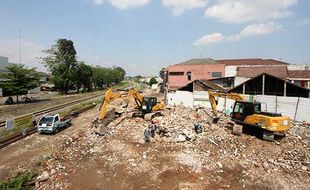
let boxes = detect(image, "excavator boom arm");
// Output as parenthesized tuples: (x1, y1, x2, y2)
(208, 90, 245, 116)
(98, 88, 165, 120)
(98, 89, 120, 120)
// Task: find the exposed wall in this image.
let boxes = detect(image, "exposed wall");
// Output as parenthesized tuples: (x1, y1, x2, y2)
(254, 95, 310, 122)
(234, 76, 249, 87)
(168, 64, 225, 90)
(224, 66, 237, 77)
(193, 91, 209, 107)
(167, 91, 193, 107)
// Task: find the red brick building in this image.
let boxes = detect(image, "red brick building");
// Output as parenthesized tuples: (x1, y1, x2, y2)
(167, 58, 225, 90)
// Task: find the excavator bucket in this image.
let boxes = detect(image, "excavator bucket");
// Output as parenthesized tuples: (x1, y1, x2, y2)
(207, 116, 220, 125)
(94, 108, 118, 136)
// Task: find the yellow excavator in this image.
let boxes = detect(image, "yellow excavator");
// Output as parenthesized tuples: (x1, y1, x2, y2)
(208, 90, 291, 141)
(97, 88, 165, 124)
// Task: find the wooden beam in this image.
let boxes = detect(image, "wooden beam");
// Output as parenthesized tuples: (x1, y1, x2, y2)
(242, 84, 245, 94)
(262, 74, 265, 95)
(284, 81, 287, 96)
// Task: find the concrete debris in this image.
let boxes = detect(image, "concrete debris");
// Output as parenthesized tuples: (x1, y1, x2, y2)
(194, 123, 203, 134)
(176, 134, 187, 143)
(21, 102, 309, 190)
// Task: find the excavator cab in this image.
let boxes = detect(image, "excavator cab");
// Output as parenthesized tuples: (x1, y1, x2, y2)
(231, 101, 261, 121)
(141, 97, 158, 113)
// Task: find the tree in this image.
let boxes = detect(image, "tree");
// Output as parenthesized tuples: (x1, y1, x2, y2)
(41, 39, 77, 94)
(0, 64, 40, 102)
(149, 77, 157, 86)
(92, 66, 110, 88)
(75, 62, 93, 92)
(113, 67, 126, 83)
(92, 66, 126, 89)
(133, 75, 142, 82)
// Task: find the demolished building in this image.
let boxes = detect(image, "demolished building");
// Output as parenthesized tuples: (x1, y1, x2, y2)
(167, 79, 224, 107)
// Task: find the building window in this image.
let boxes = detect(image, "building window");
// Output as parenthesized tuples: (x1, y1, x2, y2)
(169, 72, 184, 76)
(186, 72, 192, 81)
(211, 72, 222, 78)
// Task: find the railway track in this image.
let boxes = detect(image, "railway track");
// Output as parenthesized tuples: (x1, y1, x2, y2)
(0, 93, 102, 149)
(0, 127, 37, 149)
(0, 93, 102, 128)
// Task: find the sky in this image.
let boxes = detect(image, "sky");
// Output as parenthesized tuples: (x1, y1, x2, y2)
(0, 0, 309, 76)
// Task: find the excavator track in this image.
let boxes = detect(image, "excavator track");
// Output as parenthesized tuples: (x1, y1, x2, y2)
(144, 112, 162, 121)
(263, 130, 274, 141)
(232, 124, 243, 135)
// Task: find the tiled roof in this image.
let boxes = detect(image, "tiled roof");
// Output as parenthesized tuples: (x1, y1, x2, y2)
(237, 66, 288, 79)
(288, 70, 310, 78)
(175, 58, 218, 65)
(217, 58, 289, 66)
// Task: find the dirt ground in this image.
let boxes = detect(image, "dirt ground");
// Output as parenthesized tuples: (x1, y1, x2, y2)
(0, 91, 309, 190)
(0, 91, 102, 121)
(0, 108, 98, 179)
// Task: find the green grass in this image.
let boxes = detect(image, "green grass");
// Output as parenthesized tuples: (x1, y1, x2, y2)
(0, 122, 33, 142)
(0, 172, 37, 190)
(58, 99, 102, 118)
(0, 99, 102, 141)
(113, 81, 130, 89)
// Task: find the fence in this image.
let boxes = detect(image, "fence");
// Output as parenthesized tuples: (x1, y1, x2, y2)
(167, 90, 310, 123)
(211, 95, 310, 123)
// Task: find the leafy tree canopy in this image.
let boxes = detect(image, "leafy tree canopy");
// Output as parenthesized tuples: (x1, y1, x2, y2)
(149, 77, 157, 86)
(41, 39, 77, 94)
(0, 64, 40, 102)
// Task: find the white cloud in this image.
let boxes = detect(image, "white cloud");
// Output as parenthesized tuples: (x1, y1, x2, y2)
(0, 39, 46, 71)
(228, 22, 282, 41)
(108, 0, 150, 10)
(205, 0, 297, 23)
(162, 0, 208, 15)
(296, 18, 310, 26)
(93, 0, 104, 5)
(193, 33, 224, 46)
(194, 22, 282, 46)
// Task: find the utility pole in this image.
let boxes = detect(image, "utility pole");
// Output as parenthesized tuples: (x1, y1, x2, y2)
(19, 27, 22, 64)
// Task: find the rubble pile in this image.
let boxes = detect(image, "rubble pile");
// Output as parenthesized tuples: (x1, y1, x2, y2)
(32, 104, 309, 189)
(36, 127, 102, 189)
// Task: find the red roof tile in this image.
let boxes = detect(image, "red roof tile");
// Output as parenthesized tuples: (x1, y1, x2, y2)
(237, 66, 288, 79)
(288, 70, 310, 78)
(175, 58, 218, 65)
(217, 58, 289, 66)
